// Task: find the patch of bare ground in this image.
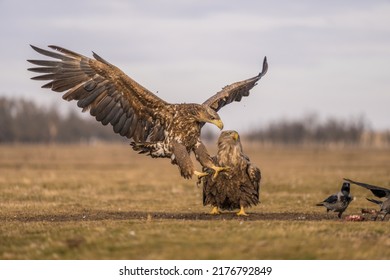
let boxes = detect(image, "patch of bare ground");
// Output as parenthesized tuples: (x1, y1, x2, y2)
(2, 210, 380, 222)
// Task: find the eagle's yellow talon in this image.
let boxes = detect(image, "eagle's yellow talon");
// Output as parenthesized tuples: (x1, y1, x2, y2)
(236, 206, 248, 216)
(212, 166, 230, 179)
(209, 207, 221, 215)
(194, 170, 209, 179)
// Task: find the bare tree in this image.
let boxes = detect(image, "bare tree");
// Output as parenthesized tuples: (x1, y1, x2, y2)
(0, 97, 120, 143)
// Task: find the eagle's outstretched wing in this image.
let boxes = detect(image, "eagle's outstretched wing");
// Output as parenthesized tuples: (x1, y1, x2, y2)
(344, 178, 390, 198)
(28, 45, 172, 142)
(202, 56, 268, 112)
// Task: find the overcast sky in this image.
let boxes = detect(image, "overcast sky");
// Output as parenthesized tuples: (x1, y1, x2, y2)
(1, 0, 389, 132)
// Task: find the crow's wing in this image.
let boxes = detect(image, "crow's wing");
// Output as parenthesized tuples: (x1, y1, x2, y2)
(344, 178, 390, 198)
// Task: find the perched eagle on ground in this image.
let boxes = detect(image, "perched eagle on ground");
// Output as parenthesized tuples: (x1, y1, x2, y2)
(344, 178, 390, 221)
(201, 130, 261, 216)
(27, 45, 268, 179)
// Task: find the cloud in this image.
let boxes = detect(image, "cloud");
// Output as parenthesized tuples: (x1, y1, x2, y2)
(1, 0, 390, 129)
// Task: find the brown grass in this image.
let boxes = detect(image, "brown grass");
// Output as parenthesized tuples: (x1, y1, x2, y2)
(0, 143, 389, 259)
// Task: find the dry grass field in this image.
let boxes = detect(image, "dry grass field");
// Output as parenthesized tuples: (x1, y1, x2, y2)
(0, 143, 389, 259)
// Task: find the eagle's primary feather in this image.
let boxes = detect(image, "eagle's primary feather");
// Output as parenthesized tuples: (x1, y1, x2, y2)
(28, 45, 267, 179)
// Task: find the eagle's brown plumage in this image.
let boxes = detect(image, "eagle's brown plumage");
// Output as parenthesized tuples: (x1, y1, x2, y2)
(27, 45, 267, 179)
(201, 130, 261, 215)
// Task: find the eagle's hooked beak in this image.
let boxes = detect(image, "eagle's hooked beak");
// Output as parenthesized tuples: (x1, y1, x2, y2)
(210, 119, 224, 130)
(232, 131, 239, 141)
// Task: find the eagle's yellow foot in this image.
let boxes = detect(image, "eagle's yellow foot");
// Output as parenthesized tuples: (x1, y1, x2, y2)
(194, 170, 209, 179)
(236, 206, 248, 216)
(209, 207, 221, 215)
(211, 165, 230, 179)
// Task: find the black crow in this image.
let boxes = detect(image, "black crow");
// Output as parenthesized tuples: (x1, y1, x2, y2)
(316, 182, 353, 218)
(344, 178, 390, 221)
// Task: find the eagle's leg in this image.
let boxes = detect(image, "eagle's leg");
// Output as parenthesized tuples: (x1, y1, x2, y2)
(209, 206, 221, 215)
(172, 142, 208, 179)
(236, 206, 249, 216)
(193, 141, 230, 179)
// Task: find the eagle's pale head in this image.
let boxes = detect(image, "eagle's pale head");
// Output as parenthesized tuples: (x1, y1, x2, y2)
(197, 104, 223, 130)
(216, 130, 243, 165)
(218, 130, 241, 146)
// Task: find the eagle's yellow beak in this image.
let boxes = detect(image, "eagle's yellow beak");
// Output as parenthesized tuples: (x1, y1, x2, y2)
(232, 131, 239, 141)
(211, 119, 224, 130)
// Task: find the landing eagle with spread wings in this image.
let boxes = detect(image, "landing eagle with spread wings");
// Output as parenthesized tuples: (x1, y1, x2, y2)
(28, 45, 268, 179)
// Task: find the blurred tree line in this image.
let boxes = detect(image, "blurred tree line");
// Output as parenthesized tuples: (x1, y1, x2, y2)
(0, 97, 389, 146)
(0, 97, 120, 143)
(246, 114, 386, 146)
